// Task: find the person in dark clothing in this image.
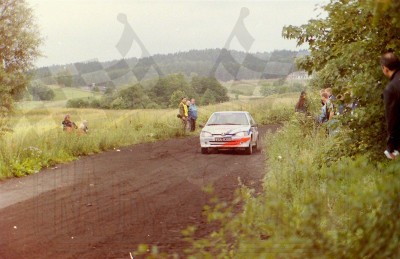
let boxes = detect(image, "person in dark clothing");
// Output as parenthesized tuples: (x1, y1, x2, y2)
(295, 91, 308, 113)
(380, 51, 400, 159)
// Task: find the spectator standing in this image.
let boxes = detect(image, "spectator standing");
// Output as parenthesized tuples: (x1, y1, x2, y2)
(188, 98, 198, 132)
(325, 87, 335, 120)
(318, 92, 329, 123)
(380, 51, 400, 159)
(178, 97, 188, 132)
(295, 91, 308, 113)
(186, 100, 192, 131)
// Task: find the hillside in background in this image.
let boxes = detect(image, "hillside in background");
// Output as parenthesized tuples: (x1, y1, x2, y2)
(32, 49, 307, 88)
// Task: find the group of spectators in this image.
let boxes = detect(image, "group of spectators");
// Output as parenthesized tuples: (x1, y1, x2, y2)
(318, 87, 338, 124)
(178, 97, 198, 132)
(295, 87, 357, 124)
(294, 51, 400, 160)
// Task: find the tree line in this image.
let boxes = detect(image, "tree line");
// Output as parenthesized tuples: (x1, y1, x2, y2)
(66, 74, 228, 109)
(33, 49, 302, 88)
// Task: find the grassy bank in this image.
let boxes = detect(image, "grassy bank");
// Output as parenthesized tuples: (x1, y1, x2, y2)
(1, 94, 295, 179)
(182, 114, 400, 258)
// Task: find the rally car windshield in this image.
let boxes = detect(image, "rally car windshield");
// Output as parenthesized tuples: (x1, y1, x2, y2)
(206, 113, 249, 126)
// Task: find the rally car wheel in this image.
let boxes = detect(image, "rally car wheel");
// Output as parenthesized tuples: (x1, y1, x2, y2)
(254, 136, 259, 152)
(245, 142, 253, 155)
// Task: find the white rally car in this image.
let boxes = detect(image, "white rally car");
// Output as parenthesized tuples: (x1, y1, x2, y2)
(200, 111, 259, 155)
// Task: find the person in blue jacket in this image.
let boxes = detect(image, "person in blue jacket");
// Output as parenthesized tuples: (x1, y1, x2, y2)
(188, 98, 198, 132)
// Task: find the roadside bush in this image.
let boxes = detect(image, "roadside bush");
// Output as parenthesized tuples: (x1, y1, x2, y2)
(183, 117, 400, 258)
(200, 89, 217, 105)
(66, 98, 90, 108)
(28, 83, 55, 101)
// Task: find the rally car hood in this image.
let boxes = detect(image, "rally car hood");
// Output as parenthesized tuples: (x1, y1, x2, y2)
(202, 125, 251, 135)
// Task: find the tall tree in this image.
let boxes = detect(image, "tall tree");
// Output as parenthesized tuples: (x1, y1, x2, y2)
(0, 0, 41, 130)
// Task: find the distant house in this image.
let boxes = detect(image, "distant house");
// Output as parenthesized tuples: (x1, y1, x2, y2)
(286, 71, 312, 80)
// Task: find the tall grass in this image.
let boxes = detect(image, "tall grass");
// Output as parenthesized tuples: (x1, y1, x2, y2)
(1, 108, 185, 178)
(1, 95, 295, 179)
(182, 114, 400, 258)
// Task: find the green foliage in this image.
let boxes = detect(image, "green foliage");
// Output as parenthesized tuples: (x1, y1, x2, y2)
(51, 86, 102, 101)
(0, 0, 42, 134)
(150, 73, 195, 107)
(260, 81, 306, 97)
(56, 69, 73, 87)
(3, 96, 295, 179)
(193, 76, 229, 103)
(169, 90, 186, 108)
(185, 117, 400, 258)
(28, 82, 55, 101)
(272, 78, 285, 86)
(282, 0, 400, 158)
(116, 84, 148, 109)
(66, 75, 229, 109)
(66, 98, 91, 108)
(200, 89, 217, 105)
(229, 84, 256, 96)
(0, 108, 189, 179)
(104, 86, 115, 95)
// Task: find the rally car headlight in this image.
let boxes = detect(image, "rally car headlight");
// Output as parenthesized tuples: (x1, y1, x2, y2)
(235, 131, 249, 137)
(201, 131, 212, 137)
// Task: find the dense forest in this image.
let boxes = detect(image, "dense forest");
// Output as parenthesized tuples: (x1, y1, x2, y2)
(33, 49, 304, 88)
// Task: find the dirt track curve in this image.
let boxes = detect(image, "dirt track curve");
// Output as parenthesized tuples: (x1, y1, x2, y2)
(0, 125, 279, 258)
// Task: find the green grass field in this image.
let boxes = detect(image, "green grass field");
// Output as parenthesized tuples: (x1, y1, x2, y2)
(222, 79, 271, 97)
(50, 85, 103, 101)
(2, 95, 296, 179)
(222, 79, 306, 99)
(17, 85, 103, 110)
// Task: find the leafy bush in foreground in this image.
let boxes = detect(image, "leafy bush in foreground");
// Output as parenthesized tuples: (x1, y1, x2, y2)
(283, 0, 400, 159)
(182, 117, 400, 258)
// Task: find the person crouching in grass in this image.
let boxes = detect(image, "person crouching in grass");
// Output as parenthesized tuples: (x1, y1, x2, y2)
(62, 114, 78, 132)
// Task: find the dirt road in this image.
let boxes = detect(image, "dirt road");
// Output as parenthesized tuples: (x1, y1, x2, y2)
(0, 125, 279, 258)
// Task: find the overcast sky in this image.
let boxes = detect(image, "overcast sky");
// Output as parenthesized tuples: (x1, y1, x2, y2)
(28, 0, 327, 67)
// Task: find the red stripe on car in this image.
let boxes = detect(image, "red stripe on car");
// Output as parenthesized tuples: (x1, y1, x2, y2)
(221, 136, 251, 146)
